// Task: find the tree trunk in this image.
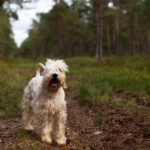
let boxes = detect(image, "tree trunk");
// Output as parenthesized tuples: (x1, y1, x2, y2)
(95, 0, 103, 60)
(131, 27, 136, 56)
(55, 0, 64, 56)
(106, 23, 111, 56)
(0, 0, 5, 7)
(131, 13, 140, 56)
(115, 4, 120, 56)
(71, 0, 77, 57)
(56, 15, 64, 55)
(147, 28, 150, 54)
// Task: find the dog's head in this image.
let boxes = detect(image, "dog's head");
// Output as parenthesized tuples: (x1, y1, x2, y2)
(37, 59, 68, 92)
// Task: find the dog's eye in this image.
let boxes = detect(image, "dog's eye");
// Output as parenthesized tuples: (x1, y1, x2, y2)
(59, 68, 62, 72)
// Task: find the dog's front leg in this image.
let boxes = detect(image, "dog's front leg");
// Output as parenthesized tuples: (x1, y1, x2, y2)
(34, 111, 52, 143)
(54, 110, 67, 145)
(41, 123, 52, 143)
(23, 109, 34, 131)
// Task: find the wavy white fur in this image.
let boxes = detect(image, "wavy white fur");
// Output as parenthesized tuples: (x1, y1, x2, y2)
(22, 59, 68, 145)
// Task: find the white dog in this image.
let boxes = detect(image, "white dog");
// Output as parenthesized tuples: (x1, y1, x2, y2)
(22, 59, 68, 145)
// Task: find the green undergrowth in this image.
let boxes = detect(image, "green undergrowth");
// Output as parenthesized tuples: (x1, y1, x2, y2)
(95, 112, 105, 125)
(0, 56, 150, 117)
(67, 56, 150, 108)
(0, 59, 36, 118)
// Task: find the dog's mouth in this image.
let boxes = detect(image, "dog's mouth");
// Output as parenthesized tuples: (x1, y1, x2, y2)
(49, 79, 60, 90)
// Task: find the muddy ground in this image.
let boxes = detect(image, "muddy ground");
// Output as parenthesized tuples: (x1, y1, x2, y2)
(0, 88, 150, 150)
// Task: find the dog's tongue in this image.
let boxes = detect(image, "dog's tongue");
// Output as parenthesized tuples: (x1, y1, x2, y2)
(51, 82, 58, 87)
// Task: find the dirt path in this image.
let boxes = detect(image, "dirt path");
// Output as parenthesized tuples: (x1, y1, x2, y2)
(0, 88, 150, 150)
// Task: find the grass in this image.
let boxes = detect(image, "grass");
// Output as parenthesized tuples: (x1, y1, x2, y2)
(95, 112, 104, 125)
(68, 56, 150, 93)
(0, 59, 36, 118)
(0, 56, 150, 117)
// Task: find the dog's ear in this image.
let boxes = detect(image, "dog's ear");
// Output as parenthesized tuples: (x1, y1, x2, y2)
(56, 60, 69, 72)
(36, 63, 45, 76)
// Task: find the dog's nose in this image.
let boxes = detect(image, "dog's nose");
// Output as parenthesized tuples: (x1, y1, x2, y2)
(52, 73, 58, 78)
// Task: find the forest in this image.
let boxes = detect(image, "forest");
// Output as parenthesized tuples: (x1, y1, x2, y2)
(0, 0, 150, 149)
(1, 0, 150, 59)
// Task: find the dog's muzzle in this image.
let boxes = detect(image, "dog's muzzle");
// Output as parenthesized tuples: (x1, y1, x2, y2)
(50, 74, 60, 90)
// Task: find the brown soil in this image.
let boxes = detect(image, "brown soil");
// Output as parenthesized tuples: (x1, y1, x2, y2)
(114, 90, 150, 107)
(0, 88, 150, 150)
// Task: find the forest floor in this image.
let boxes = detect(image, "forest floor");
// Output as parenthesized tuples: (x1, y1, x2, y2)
(0, 84, 150, 150)
(0, 57, 150, 149)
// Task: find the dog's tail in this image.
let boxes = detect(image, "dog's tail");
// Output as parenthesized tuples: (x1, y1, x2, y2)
(36, 63, 45, 76)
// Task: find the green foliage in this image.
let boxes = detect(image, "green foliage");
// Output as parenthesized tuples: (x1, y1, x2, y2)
(1, 0, 150, 58)
(69, 56, 150, 107)
(96, 112, 104, 125)
(0, 8, 17, 57)
(75, 84, 91, 105)
(112, 97, 137, 109)
(20, 0, 94, 57)
(0, 62, 20, 117)
(0, 59, 36, 118)
(18, 0, 150, 57)
(19, 130, 30, 140)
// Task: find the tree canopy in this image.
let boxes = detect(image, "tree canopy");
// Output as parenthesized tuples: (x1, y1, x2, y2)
(1, 0, 150, 58)
(0, 7, 17, 57)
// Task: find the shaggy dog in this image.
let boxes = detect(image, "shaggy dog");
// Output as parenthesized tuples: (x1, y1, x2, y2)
(22, 59, 68, 145)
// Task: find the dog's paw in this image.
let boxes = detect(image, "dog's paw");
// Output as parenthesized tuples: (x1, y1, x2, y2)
(56, 137, 67, 145)
(41, 136, 52, 144)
